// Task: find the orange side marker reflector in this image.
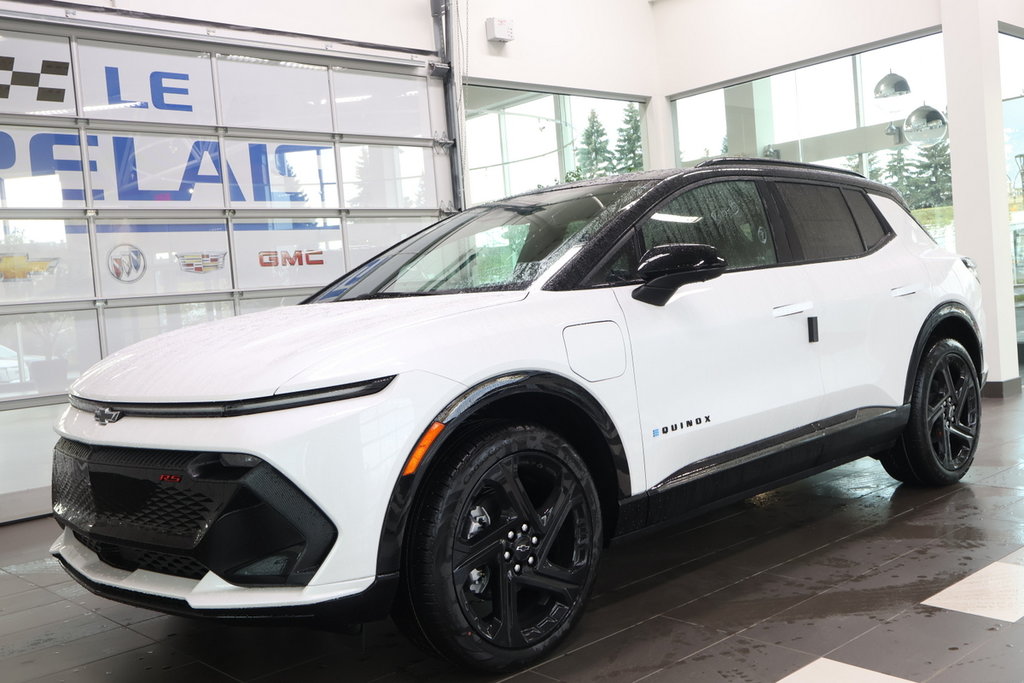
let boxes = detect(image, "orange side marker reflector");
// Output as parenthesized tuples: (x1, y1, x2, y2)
(403, 421, 446, 476)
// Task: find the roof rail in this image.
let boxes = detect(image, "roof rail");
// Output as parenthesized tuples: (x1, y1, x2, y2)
(695, 156, 865, 179)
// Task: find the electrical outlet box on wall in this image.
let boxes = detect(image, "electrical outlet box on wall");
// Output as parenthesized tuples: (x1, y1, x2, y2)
(485, 17, 514, 42)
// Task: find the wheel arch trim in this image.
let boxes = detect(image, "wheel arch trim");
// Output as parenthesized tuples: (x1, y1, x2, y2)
(904, 302, 983, 404)
(374, 371, 631, 578)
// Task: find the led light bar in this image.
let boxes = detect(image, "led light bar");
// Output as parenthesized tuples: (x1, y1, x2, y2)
(69, 375, 396, 419)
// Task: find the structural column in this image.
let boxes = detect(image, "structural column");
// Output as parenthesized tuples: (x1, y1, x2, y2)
(941, 0, 1021, 396)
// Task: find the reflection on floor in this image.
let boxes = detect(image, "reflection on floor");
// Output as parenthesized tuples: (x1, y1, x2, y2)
(3, 394, 1024, 682)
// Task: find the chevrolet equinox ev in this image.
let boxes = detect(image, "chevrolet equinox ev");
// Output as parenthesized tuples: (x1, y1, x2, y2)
(51, 158, 985, 671)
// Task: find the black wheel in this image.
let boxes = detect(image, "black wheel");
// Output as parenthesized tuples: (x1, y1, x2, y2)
(398, 422, 602, 672)
(881, 339, 980, 486)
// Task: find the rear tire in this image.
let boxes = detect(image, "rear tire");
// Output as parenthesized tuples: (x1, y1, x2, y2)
(881, 338, 980, 486)
(398, 422, 602, 672)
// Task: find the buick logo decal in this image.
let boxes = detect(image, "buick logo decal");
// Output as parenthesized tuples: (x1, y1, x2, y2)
(107, 244, 146, 283)
(93, 407, 123, 425)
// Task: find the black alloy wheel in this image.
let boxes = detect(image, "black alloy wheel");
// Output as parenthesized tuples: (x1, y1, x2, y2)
(881, 338, 981, 485)
(398, 422, 602, 672)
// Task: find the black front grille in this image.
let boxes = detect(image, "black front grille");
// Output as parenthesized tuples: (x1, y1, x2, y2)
(75, 531, 208, 580)
(52, 440, 231, 548)
(53, 438, 337, 586)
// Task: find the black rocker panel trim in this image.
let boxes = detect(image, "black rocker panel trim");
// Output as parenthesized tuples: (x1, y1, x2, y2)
(54, 552, 399, 624)
(615, 405, 909, 536)
(375, 371, 630, 577)
(903, 302, 983, 404)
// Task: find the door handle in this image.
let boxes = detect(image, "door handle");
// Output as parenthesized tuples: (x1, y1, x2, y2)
(772, 301, 813, 318)
(890, 284, 919, 298)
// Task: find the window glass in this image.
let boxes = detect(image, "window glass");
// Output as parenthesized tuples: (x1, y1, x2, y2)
(332, 69, 432, 138)
(77, 41, 216, 125)
(639, 181, 776, 269)
(95, 220, 230, 298)
(216, 55, 332, 132)
(0, 220, 92, 303)
(88, 132, 228, 209)
(843, 189, 887, 249)
(104, 301, 234, 354)
(1000, 32, 1024, 342)
(239, 295, 304, 315)
(224, 138, 338, 209)
(464, 86, 644, 205)
(589, 236, 639, 286)
(778, 183, 864, 260)
(673, 34, 953, 249)
(311, 181, 645, 301)
(233, 218, 343, 290)
(339, 145, 436, 209)
(0, 125, 87, 208)
(345, 216, 432, 268)
(0, 30, 75, 118)
(675, 89, 727, 162)
(0, 310, 100, 398)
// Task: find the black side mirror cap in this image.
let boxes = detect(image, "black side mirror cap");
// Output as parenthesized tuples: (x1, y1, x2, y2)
(631, 243, 727, 306)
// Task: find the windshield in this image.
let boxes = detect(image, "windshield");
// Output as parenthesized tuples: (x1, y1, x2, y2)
(308, 180, 646, 302)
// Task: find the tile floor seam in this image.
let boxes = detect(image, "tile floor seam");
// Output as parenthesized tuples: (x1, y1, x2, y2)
(814, 606, 909, 664)
(0, 602, 127, 651)
(553, 612, 669, 658)
(625, 630, 738, 683)
(918, 632, 1006, 683)
(247, 650, 357, 683)
(5, 624, 159, 683)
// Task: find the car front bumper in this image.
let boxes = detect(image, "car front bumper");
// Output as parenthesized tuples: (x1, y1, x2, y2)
(50, 370, 464, 616)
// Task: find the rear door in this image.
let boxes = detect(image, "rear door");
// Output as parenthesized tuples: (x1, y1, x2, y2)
(769, 181, 930, 416)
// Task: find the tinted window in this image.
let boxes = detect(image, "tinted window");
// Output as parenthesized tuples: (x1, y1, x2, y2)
(777, 182, 864, 260)
(843, 189, 887, 250)
(638, 181, 776, 269)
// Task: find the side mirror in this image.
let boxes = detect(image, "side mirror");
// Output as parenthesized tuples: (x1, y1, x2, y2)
(632, 243, 727, 306)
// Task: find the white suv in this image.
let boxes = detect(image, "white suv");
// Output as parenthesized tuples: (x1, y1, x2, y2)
(51, 159, 984, 672)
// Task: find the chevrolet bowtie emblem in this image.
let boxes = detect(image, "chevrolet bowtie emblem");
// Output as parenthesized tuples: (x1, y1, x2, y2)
(93, 407, 123, 425)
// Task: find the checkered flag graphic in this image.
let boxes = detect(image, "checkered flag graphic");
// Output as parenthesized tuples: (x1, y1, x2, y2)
(0, 56, 70, 102)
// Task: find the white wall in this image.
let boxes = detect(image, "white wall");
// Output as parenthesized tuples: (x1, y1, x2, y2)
(650, 0, 941, 96)
(57, 0, 436, 52)
(459, 0, 660, 97)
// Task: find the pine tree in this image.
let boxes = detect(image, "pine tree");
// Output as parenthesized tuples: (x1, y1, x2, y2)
(576, 109, 614, 178)
(907, 140, 952, 209)
(883, 147, 915, 202)
(844, 152, 883, 182)
(613, 104, 643, 173)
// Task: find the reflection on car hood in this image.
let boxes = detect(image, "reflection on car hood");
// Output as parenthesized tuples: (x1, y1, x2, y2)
(71, 291, 527, 403)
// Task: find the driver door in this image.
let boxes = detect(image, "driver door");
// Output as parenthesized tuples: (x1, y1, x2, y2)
(608, 179, 825, 489)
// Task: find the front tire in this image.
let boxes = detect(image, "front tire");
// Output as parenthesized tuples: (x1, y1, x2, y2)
(400, 422, 602, 672)
(881, 338, 980, 485)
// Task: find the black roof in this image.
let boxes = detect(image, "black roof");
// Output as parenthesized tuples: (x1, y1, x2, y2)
(483, 156, 888, 206)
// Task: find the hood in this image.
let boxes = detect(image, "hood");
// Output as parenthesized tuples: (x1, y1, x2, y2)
(72, 291, 526, 403)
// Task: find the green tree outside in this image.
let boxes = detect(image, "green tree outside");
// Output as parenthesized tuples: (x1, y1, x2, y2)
(906, 139, 952, 209)
(613, 103, 643, 173)
(576, 109, 615, 178)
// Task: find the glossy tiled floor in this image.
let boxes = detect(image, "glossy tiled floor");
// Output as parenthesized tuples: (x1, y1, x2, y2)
(4, 395, 1024, 682)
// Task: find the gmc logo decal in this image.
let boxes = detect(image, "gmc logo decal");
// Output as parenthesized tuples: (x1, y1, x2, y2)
(258, 250, 324, 267)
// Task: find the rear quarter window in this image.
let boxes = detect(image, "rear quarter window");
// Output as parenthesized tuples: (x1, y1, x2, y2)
(843, 189, 887, 250)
